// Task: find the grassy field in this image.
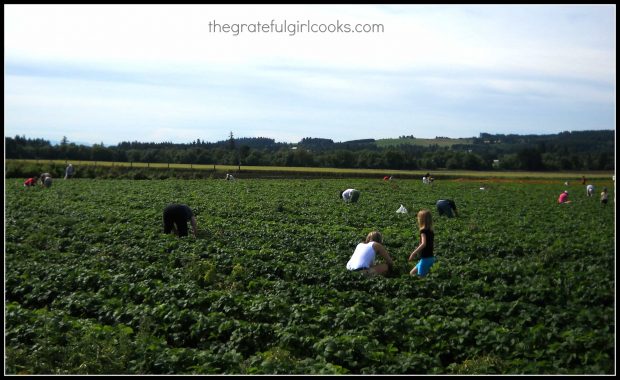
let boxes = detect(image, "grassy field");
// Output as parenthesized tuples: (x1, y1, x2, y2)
(7, 159, 614, 180)
(376, 137, 475, 148)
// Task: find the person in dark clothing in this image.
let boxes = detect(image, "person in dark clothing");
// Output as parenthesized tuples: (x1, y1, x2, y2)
(436, 199, 458, 218)
(163, 204, 197, 237)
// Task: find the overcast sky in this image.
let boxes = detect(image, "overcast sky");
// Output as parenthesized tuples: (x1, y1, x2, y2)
(4, 4, 616, 145)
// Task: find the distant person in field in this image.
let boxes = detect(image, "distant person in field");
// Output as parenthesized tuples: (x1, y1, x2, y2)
(423, 173, 434, 184)
(600, 187, 608, 206)
(64, 163, 74, 179)
(24, 176, 38, 187)
(586, 184, 595, 197)
(340, 188, 361, 203)
(39, 173, 53, 188)
(409, 209, 436, 277)
(436, 199, 458, 218)
(581, 175, 586, 185)
(346, 231, 395, 276)
(558, 190, 571, 204)
(225, 173, 235, 181)
(163, 204, 198, 238)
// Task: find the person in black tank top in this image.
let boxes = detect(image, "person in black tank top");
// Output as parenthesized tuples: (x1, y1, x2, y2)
(408, 209, 437, 276)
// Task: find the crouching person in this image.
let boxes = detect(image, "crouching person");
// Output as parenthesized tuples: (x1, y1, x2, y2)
(40, 173, 53, 188)
(346, 231, 395, 277)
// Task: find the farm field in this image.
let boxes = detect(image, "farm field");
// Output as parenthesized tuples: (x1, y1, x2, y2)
(376, 137, 474, 148)
(6, 158, 614, 180)
(5, 177, 616, 374)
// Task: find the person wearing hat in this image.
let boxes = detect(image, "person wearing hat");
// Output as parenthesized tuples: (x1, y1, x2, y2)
(163, 203, 198, 237)
(558, 190, 571, 204)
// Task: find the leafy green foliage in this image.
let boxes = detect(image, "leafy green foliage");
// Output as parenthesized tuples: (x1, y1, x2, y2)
(5, 178, 615, 374)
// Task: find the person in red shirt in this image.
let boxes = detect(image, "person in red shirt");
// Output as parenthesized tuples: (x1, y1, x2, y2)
(23, 176, 38, 187)
(558, 190, 571, 204)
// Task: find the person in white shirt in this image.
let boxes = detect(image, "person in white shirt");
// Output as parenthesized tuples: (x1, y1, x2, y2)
(586, 184, 595, 197)
(346, 231, 395, 276)
(340, 188, 361, 203)
(39, 172, 53, 188)
(64, 163, 74, 179)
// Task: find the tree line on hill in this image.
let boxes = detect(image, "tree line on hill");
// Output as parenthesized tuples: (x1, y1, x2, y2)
(5, 130, 614, 171)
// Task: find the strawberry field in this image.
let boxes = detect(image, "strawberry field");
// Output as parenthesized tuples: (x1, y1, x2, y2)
(5, 177, 615, 374)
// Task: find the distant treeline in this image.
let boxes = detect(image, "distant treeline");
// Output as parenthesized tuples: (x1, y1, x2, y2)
(5, 130, 614, 171)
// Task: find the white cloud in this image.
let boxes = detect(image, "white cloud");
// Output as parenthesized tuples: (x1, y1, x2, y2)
(6, 4, 614, 81)
(4, 4, 615, 144)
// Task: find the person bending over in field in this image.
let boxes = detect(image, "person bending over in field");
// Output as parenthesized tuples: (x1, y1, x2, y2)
(558, 190, 571, 204)
(39, 173, 53, 188)
(340, 188, 361, 203)
(586, 184, 595, 197)
(436, 199, 458, 218)
(600, 187, 608, 206)
(346, 231, 395, 276)
(409, 209, 436, 277)
(24, 176, 38, 187)
(163, 204, 198, 238)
